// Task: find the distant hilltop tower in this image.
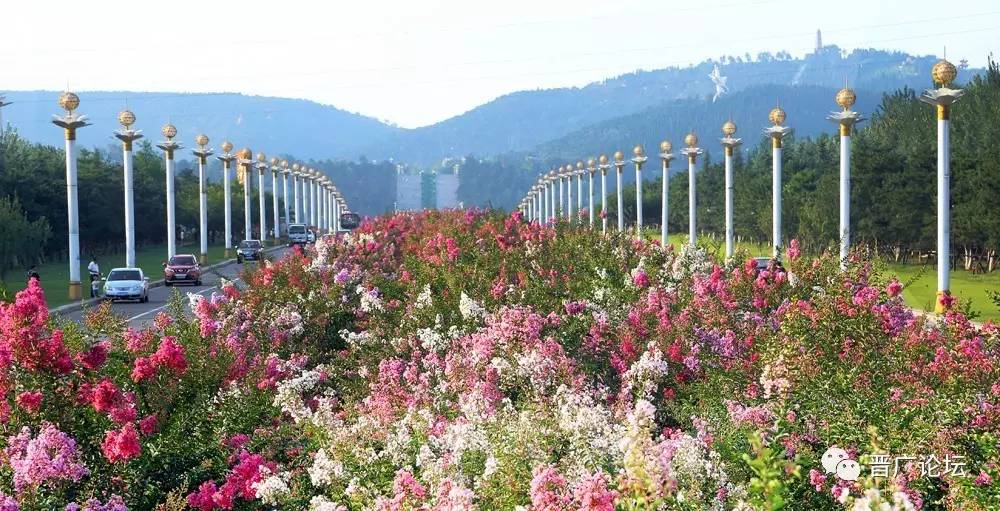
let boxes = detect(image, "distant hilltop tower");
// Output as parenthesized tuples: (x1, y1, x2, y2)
(815, 29, 823, 53)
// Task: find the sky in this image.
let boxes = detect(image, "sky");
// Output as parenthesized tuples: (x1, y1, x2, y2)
(4, 0, 999, 128)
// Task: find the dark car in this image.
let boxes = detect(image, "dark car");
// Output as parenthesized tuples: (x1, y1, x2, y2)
(340, 212, 360, 231)
(752, 257, 786, 276)
(237, 240, 263, 264)
(164, 254, 202, 286)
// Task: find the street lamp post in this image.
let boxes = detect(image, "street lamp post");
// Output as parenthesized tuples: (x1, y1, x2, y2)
(828, 90, 863, 270)
(51, 92, 90, 300)
(920, 57, 964, 312)
(658, 141, 674, 249)
(114, 109, 143, 268)
(587, 158, 596, 227)
(566, 165, 575, 222)
(237, 148, 253, 241)
(576, 161, 584, 221)
(680, 133, 704, 246)
(192, 135, 213, 264)
(291, 163, 302, 223)
(270, 157, 281, 241)
(281, 161, 291, 233)
(217, 142, 236, 257)
(721, 121, 743, 260)
(614, 151, 625, 232)
(631, 146, 647, 239)
(156, 124, 182, 259)
(599, 155, 609, 235)
(255, 153, 268, 243)
(0, 95, 11, 138)
(765, 108, 793, 260)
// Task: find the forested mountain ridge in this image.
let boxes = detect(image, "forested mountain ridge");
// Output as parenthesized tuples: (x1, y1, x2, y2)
(368, 46, 980, 164)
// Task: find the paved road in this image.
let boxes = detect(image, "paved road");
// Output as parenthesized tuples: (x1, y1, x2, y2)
(57, 247, 289, 328)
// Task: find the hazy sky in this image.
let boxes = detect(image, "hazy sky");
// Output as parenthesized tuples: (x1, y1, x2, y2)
(5, 0, 998, 128)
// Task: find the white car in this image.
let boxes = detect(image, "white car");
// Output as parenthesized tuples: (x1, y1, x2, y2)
(103, 268, 149, 303)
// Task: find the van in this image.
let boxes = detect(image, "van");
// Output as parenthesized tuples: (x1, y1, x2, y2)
(287, 223, 309, 246)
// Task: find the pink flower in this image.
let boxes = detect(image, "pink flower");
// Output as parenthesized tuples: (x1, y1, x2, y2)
(101, 423, 141, 463)
(573, 471, 617, 511)
(153, 336, 188, 374)
(15, 391, 42, 413)
(809, 468, 827, 491)
(632, 270, 649, 289)
(139, 414, 159, 435)
(787, 239, 801, 260)
(131, 356, 157, 382)
(5, 423, 89, 491)
(77, 341, 109, 371)
(530, 465, 571, 511)
(974, 471, 993, 487)
(886, 279, 903, 297)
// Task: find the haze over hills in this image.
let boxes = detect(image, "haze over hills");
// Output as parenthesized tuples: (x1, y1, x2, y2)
(0, 91, 400, 161)
(1, 43, 981, 168)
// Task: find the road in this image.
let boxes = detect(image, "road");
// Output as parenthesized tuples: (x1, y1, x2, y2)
(57, 247, 289, 328)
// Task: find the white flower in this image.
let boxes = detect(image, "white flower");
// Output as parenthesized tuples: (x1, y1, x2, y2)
(253, 467, 290, 505)
(415, 283, 433, 309)
(309, 496, 347, 511)
(459, 292, 485, 320)
(187, 292, 205, 309)
(622, 346, 669, 400)
(358, 285, 384, 313)
(309, 448, 344, 487)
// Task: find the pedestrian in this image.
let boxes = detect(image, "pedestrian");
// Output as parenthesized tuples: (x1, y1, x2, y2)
(26, 265, 40, 284)
(87, 257, 101, 297)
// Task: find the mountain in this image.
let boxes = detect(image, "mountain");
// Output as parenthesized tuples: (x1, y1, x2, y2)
(0, 91, 399, 161)
(367, 46, 980, 165)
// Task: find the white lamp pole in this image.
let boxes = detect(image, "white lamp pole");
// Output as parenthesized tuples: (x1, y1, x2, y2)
(920, 57, 964, 312)
(614, 151, 625, 232)
(575, 161, 583, 221)
(680, 133, 704, 246)
(291, 163, 302, 223)
(631, 146, 647, 239)
(255, 153, 268, 243)
(280, 160, 291, 234)
(157, 124, 182, 258)
(52, 92, 90, 300)
(192, 135, 213, 263)
(217, 142, 236, 257)
(567, 165, 575, 222)
(721, 122, 744, 260)
(270, 157, 281, 240)
(599, 155, 610, 235)
(828, 90, 863, 270)
(658, 141, 674, 248)
(764, 109, 792, 261)
(114, 110, 142, 268)
(238, 148, 253, 241)
(587, 159, 596, 227)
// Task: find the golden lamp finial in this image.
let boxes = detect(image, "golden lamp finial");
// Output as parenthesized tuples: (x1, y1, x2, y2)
(58, 91, 80, 113)
(195, 134, 209, 148)
(932, 58, 958, 87)
(221, 140, 234, 153)
(835, 87, 857, 111)
(118, 109, 136, 128)
(722, 120, 737, 136)
(660, 140, 672, 153)
(613, 150, 624, 163)
(161, 123, 177, 140)
(769, 106, 786, 126)
(599, 154, 608, 165)
(684, 132, 698, 148)
(633, 145, 644, 157)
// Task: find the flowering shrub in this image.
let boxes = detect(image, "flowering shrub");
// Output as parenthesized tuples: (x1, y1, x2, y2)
(0, 209, 996, 510)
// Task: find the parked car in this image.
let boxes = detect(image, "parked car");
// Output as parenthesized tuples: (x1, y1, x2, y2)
(103, 268, 149, 302)
(340, 212, 361, 230)
(307, 230, 316, 243)
(237, 239, 263, 264)
(287, 223, 309, 247)
(752, 257, 787, 276)
(163, 254, 202, 286)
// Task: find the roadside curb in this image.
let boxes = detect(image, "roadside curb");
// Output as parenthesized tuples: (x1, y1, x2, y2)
(49, 245, 286, 316)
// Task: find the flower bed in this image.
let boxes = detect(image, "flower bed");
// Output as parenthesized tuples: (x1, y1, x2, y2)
(0, 209, 996, 510)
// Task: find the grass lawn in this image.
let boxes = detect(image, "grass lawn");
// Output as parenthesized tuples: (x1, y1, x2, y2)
(1, 242, 241, 308)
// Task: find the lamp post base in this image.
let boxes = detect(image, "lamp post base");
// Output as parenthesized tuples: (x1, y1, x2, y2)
(225, 248, 233, 258)
(68, 281, 82, 301)
(200, 253, 208, 265)
(934, 290, 952, 314)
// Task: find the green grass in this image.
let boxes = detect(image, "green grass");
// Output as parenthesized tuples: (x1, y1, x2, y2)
(1, 242, 245, 308)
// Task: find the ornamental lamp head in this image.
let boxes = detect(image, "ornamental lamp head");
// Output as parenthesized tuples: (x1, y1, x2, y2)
(722, 120, 737, 136)
(195, 134, 209, 148)
(237, 147, 252, 160)
(255, 152, 266, 163)
(613, 150, 624, 163)
(161, 123, 177, 140)
(684, 132, 698, 148)
(599, 154, 608, 165)
(58, 91, 80, 113)
(292, 163, 301, 172)
(835, 87, 856, 110)
(221, 140, 234, 153)
(270, 156, 279, 166)
(118, 109, 136, 128)
(932, 58, 958, 86)
(281, 160, 289, 169)
(587, 158, 596, 168)
(633, 145, 644, 157)
(660, 140, 672, 153)
(769, 107, 786, 126)
(576, 161, 584, 171)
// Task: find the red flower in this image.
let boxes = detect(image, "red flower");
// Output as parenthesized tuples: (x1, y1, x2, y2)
(15, 391, 42, 413)
(77, 341, 109, 371)
(102, 423, 141, 463)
